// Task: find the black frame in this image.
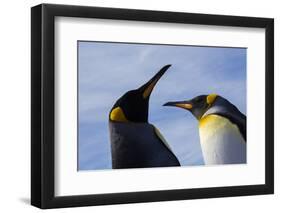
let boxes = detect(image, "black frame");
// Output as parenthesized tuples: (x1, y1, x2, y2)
(31, 3, 274, 209)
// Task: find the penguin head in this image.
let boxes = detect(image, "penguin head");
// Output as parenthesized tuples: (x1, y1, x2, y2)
(163, 94, 218, 120)
(109, 64, 172, 123)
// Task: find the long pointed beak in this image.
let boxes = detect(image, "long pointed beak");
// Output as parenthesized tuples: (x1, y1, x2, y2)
(139, 64, 171, 99)
(163, 100, 193, 110)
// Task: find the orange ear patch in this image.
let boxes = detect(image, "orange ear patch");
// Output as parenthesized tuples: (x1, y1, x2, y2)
(110, 107, 129, 122)
(206, 94, 217, 105)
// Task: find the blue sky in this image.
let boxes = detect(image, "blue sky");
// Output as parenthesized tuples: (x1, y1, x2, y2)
(78, 41, 246, 170)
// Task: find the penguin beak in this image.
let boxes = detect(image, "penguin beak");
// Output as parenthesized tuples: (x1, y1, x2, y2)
(139, 64, 172, 99)
(163, 100, 193, 110)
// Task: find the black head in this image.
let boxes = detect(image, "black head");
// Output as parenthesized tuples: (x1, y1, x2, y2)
(109, 64, 172, 123)
(163, 94, 218, 120)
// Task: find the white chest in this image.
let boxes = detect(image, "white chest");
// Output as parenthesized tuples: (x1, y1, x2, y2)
(199, 115, 246, 165)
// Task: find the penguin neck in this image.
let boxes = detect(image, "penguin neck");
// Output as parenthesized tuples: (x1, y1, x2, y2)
(109, 121, 155, 149)
(109, 120, 153, 130)
(109, 120, 150, 125)
(201, 98, 229, 119)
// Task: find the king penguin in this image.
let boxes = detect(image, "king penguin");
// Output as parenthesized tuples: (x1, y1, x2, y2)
(109, 65, 180, 169)
(163, 94, 246, 165)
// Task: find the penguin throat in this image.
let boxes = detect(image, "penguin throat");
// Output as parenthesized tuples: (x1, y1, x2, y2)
(199, 114, 214, 127)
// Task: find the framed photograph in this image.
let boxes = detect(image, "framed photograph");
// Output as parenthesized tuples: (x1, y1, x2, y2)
(31, 4, 274, 209)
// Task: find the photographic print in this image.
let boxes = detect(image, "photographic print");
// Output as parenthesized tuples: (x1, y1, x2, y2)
(78, 41, 246, 171)
(31, 4, 273, 208)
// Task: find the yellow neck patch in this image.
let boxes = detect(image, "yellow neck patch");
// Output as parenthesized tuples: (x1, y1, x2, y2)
(207, 94, 217, 105)
(110, 107, 129, 122)
(199, 114, 217, 127)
